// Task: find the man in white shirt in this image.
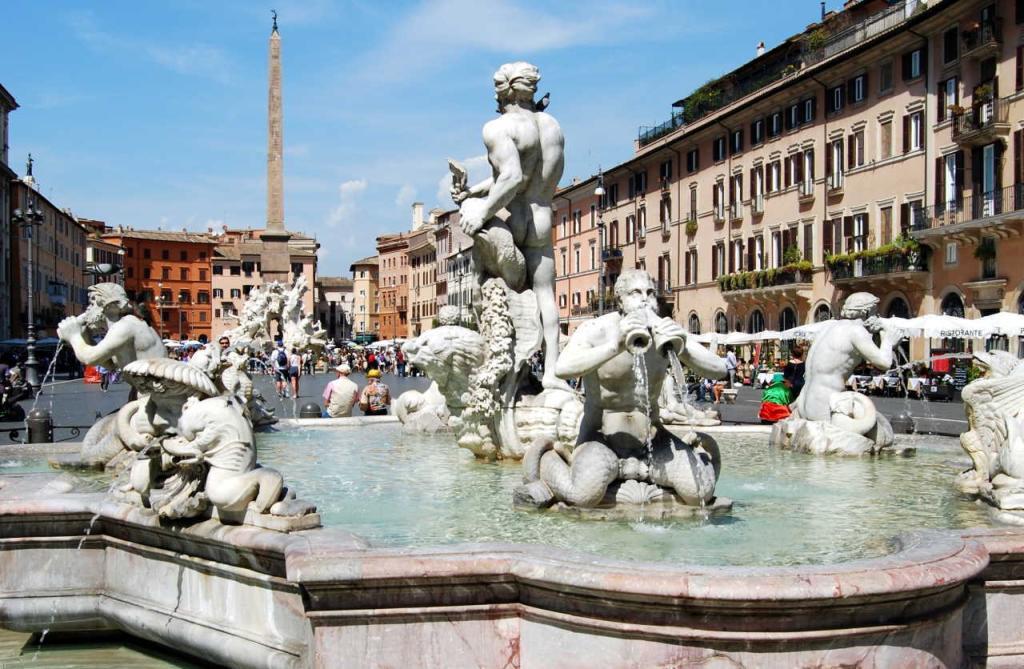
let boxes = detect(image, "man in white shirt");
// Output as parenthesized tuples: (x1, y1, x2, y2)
(322, 364, 360, 417)
(725, 346, 738, 389)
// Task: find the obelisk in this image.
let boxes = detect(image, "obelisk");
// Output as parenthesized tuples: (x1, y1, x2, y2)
(261, 10, 292, 285)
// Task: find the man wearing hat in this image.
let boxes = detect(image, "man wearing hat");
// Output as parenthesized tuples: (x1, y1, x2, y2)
(359, 368, 391, 416)
(322, 363, 359, 418)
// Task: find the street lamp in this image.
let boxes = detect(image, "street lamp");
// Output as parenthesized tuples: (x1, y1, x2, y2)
(455, 250, 466, 326)
(594, 168, 607, 316)
(156, 282, 165, 337)
(12, 199, 44, 394)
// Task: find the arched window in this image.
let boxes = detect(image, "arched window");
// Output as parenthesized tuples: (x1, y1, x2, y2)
(714, 311, 728, 334)
(779, 307, 797, 331)
(748, 309, 765, 334)
(814, 304, 832, 322)
(940, 292, 966, 354)
(886, 297, 910, 319)
(688, 313, 701, 334)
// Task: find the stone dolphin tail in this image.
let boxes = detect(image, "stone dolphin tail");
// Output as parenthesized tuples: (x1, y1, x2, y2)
(829, 391, 877, 435)
(524, 439, 619, 508)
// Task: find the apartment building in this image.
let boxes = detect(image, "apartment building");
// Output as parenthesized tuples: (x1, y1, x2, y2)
(349, 255, 379, 338)
(209, 228, 318, 338)
(554, 0, 1024, 358)
(408, 224, 437, 336)
(105, 229, 217, 342)
(0, 83, 18, 338)
(376, 232, 409, 340)
(434, 208, 476, 323)
(315, 276, 353, 342)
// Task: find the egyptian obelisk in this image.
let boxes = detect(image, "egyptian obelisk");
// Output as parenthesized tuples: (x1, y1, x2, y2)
(261, 10, 292, 284)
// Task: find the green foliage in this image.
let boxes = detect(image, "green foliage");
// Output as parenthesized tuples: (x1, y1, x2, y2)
(682, 82, 723, 123)
(974, 237, 996, 260)
(805, 27, 829, 52)
(782, 246, 803, 265)
(717, 261, 812, 292)
(685, 220, 698, 236)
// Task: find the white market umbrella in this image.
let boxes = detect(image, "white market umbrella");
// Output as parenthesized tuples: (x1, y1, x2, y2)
(977, 311, 1024, 338)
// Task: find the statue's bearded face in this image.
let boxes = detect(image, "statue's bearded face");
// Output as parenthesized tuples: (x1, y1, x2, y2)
(616, 274, 657, 316)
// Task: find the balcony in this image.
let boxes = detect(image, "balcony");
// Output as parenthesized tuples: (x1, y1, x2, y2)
(660, 178, 672, 194)
(827, 171, 844, 194)
(713, 207, 726, 224)
(729, 202, 743, 222)
(685, 213, 698, 236)
(961, 18, 1002, 61)
(601, 246, 623, 263)
(717, 262, 814, 307)
(951, 96, 1010, 147)
(798, 179, 814, 201)
(656, 283, 674, 299)
(910, 184, 1024, 245)
(828, 247, 929, 291)
(570, 303, 600, 318)
(803, 3, 910, 66)
(751, 193, 764, 216)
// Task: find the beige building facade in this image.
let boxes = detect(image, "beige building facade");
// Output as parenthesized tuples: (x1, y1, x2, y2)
(349, 255, 378, 338)
(555, 0, 1024, 360)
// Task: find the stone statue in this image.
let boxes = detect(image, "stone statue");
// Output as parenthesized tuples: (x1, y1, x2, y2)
(56, 283, 167, 467)
(223, 276, 325, 354)
(117, 357, 317, 529)
(770, 292, 899, 455)
(659, 374, 721, 427)
(514, 270, 730, 516)
(955, 350, 1024, 522)
(398, 305, 582, 458)
(450, 61, 565, 392)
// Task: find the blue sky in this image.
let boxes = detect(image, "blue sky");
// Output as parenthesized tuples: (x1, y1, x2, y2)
(3, 0, 836, 276)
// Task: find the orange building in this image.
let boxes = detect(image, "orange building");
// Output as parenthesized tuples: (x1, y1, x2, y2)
(104, 229, 218, 342)
(376, 232, 409, 339)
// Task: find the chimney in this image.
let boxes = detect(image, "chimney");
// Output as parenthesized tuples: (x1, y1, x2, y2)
(756, 41, 765, 57)
(821, 1, 826, 20)
(411, 202, 424, 230)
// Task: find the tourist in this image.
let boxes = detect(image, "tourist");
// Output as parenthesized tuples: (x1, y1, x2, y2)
(366, 350, 378, 371)
(322, 364, 359, 418)
(758, 371, 792, 424)
(783, 344, 806, 400)
(396, 348, 406, 377)
(273, 342, 290, 398)
(98, 364, 111, 392)
(359, 369, 391, 416)
(724, 346, 738, 388)
(288, 347, 302, 398)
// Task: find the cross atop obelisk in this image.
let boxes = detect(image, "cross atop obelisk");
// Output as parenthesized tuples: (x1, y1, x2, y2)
(262, 9, 292, 285)
(266, 10, 285, 233)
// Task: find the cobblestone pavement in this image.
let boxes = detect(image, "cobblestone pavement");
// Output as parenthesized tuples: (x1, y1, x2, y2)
(0, 372, 969, 445)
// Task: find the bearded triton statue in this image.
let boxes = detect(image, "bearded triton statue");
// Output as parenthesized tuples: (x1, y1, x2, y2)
(769, 292, 900, 456)
(514, 270, 731, 517)
(398, 62, 581, 459)
(955, 350, 1024, 522)
(223, 276, 327, 353)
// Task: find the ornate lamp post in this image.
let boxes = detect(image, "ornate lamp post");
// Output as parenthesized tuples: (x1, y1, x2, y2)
(456, 250, 466, 327)
(12, 198, 44, 394)
(594, 168, 606, 316)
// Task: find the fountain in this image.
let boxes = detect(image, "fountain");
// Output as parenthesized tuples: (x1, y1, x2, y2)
(6, 63, 1024, 668)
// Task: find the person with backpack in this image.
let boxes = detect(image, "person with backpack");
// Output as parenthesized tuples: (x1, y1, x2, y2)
(273, 343, 290, 398)
(289, 347, 302, 398)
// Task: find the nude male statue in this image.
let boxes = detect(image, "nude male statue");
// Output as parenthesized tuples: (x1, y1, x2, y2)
(453, 61, 565, 390)
(792, 292, 901, 423)
(528, 270, 727, 506)
(57, 283, 165, 369)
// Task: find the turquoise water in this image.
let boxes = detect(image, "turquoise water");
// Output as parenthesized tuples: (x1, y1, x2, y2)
(0, 628, 203, 667)
(256, 426, 991, 566)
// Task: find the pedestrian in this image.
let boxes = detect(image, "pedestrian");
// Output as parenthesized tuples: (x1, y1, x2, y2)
(98, 364, 110, 392)
(783, 344, 807, 401)
(396, 348, 406, 377)
(724, 346, 738, 389)
(273, 342, 290, 398)
(359, 368, 391, 416)
(758, 371, 792, 424)
(322, 364, 360, 417)
(289, 348, 302, 398)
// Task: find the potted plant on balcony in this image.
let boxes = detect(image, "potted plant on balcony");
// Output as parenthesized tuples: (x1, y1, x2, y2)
(893, 234, 922, 270)
(685, 219, 698, 236)
(974, 84, 993, 103)
(974, 236, 996, 261)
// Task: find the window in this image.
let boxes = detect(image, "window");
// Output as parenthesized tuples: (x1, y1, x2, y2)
(199, 269, 207, 281)
(803, 96, 816, 123)
(829, 85, 844, 114)
(751, 118, 764, 146)
(572, 210, 582, 234)
(589, 243, 596, 270)
(803, 222, 814, 263)
(660, 196, 672, 227)
(943, 27, 958, 64)
(850, 73, 866, 103)
(686, 149, 699, 173)
(590, 204, 597, 228)
(769, 111, 782, 138)
(768, 160, 781, 193)
(713, 136, 726, 162)
(659, 159, 673, 183)
(712, 181, 725, 220)
(848, 130, 865, 169)
(161, 249, 169, 260)
(574, 247, 580, 273)
(903, 47, 924, 80)
(881, 205, 893, 244)
(162, 268, 170, 280)
(730, 129, 743, 155)
(637, 207, 646, 235)
(230, 265, 241, 276)
(143, 248, 151, 259)
(560, 250, 567, 275)
(143, 268, 151, 279)
(904, 112, 923, 152)
(880, 119, 893, 159)
(178, 290, 191, 304)
(626, 215, 635, 243)
(213, 264, 223, 275)
(179, 250, 188, 261)
(230, 288, 241, 298)
(787, 102, 800, 130)
(879, 61, 893, 93)
(945, 241, 958, 265)
(180, 268, 189, 281)
(560, 215, 567, 238)
(937, 77, 958, 122)
(213, 288, 223, 298)
(197, 291, 210, 304)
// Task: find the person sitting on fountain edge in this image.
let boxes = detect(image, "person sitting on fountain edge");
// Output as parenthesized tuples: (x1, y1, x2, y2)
(542, 269, 729, 507)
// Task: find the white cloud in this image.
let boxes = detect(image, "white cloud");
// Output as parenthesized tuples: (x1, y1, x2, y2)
(362, 0, 651, 82)
(66, 11, 233, 83)
(436, 154, 489, 204)
(394, 184, 417, 208)
(326, 179, 368, 227)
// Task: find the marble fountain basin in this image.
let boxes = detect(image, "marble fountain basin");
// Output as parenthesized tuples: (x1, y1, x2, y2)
(1, 423, 1024, 668)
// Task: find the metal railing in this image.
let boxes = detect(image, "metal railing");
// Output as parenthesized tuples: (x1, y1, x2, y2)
(601, 247, 623, 262)
(961, 18, 1002, 56)
(803, 3, 910, 66)
(752, 193, 764, 214)
(729, 202, 743, 220)
(828, 171, 844, 191)
(951, 96, 1009, 140)
(829, 251, 928, 280)
(799, 179, 814, 197)
(570, 304, 599, 317)
(713, 207, 726, 224)
(911, 184, 1024, 231)
(719, 267, 811, 292)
